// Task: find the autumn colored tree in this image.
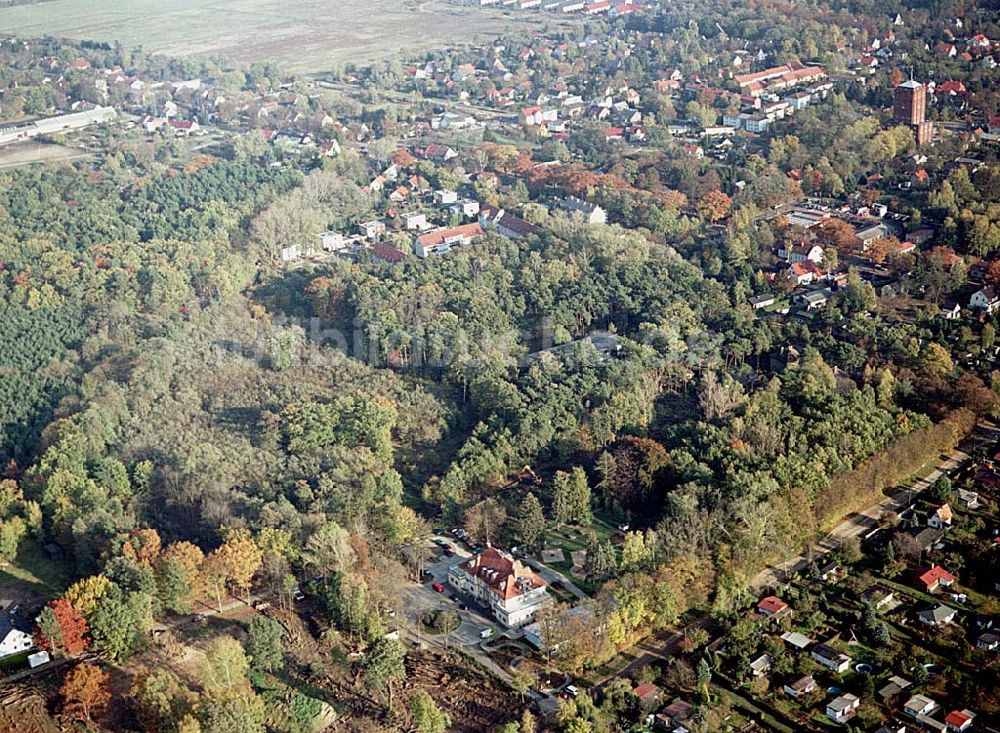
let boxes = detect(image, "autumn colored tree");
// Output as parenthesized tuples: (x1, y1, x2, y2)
(130, 668, 198, 733)
(815, 218, 859, 252)
(986, 259, 1000, 287)
(155, 541, 205, 613)
(64, 574, 112, 618)
(463, 497, 507, 545)
(305, 275, 346, 320)
(867, 236, 897, 265)
(392, 148, 416, 168)
(203, 530, 262, 609)
(37, 598, 89, 655)
(697, 190, 732, 223)
(61, 663, 111, 722)
(121, 528, 162, 567)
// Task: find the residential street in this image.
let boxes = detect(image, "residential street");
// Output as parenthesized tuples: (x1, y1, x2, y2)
(751, 423, 999, 593)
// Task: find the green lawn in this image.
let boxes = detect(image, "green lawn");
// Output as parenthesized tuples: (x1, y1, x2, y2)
(543, 515, 618, 555)
(0, 539, 71, 597)
(540, 517, 619, 595)
(711, 683, 797, 733)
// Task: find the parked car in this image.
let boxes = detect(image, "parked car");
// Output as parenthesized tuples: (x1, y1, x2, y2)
(480, 628, 493, 639)
(432, 582, 445, 593)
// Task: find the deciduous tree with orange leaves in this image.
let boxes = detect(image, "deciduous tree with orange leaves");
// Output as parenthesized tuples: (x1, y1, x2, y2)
(61, 663, 111, 722)
(203, 529, 262, 609)
(697, 190, 732, 223)
(37, 598, 89, 655)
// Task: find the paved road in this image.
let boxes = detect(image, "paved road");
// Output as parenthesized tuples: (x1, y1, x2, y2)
(751, 425, 997, 594)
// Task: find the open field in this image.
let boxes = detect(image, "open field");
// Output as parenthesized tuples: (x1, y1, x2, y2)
(0, 0, 573, 73)
(0, 141, 90, 169)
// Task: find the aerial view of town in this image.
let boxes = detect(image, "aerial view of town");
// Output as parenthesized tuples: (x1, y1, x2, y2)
(0, 0, 998, 731)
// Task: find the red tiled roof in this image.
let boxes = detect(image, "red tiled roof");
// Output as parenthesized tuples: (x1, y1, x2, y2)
(457, 547, 545, 600)
(944, 710, 972, 727)
(416, 222, 486, 249)
(372, 243, 407, 263)
(918, 566, 955, 586)
(758, 595, 789, 614)
(937, 80, 967, 94)
(790, 261, 820, 276)
(634, 683, 660, 699)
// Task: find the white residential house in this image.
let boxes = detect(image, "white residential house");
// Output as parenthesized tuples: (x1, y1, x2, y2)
(723, 112, 744, 129)
(941, 302, 962, 320)
(826, 693, 860, 724)
(557, 196, 607, 224)
(977, 631, 1000, 651)
(810, 643, 852, 673)
(448, 547, 548, 627)
(402, 211, 429, 231)
(0, 616, 35, 659)
(970, 286, 1000, 313)
(450, 199, 481, 219)
(904, 694, 940, 718)
(955, 488, 980, 509)
(779, 242, 824, 264)
(746, 115, 769, 133)
(783, 675, 817, 698)
(917, 604, 957, 626)
(413, 222, 485, 258)
(358, 220, 386, 240)
(434, 189, 459, 205)
(319, 231, 349, 252)
(749, 652, 772, 677)
(944, 710, 976, 732)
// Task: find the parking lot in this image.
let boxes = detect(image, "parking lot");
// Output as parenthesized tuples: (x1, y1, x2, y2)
(400, 534, 502, 650)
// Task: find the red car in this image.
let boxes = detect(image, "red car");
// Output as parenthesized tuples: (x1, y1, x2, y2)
(432, 582, 445, 593)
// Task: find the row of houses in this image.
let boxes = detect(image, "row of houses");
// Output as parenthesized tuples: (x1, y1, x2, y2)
(753, 594, 982, 731)
(723, 79, 835, 133)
